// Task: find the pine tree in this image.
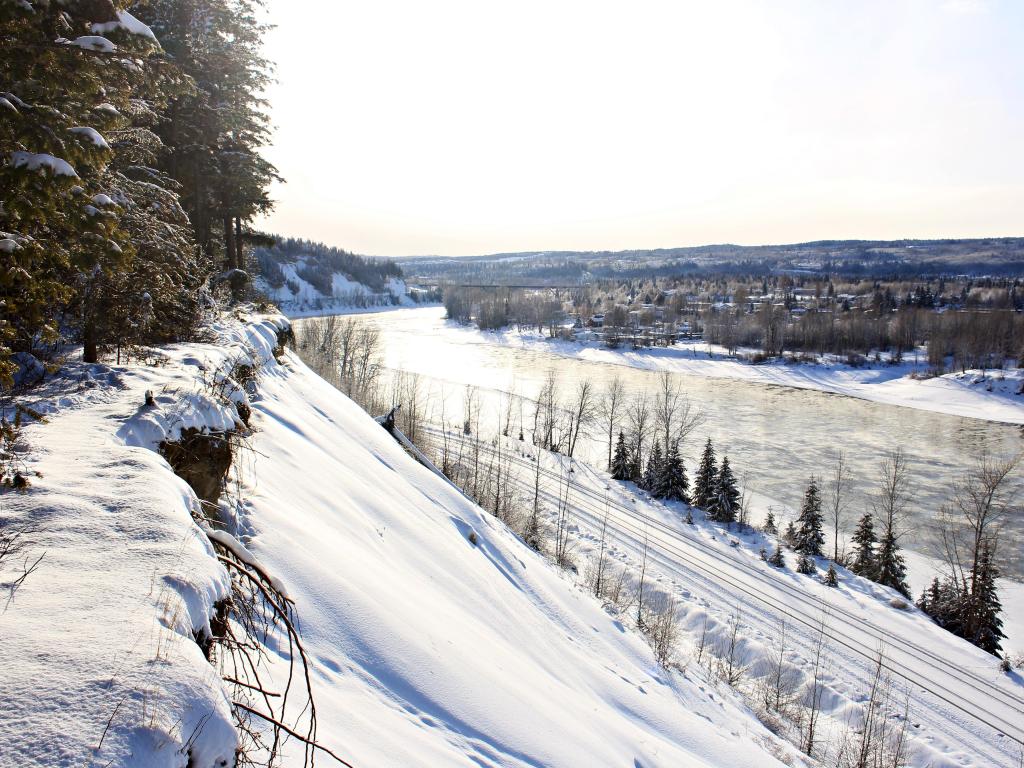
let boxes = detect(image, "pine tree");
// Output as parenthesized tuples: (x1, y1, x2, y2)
(796, 553, 816, 575)
(768, 546, 786, 568)
(795, 477, 825, 557)
(918, 577, 941, 617)
(824, 563, 839, 587)
(0, 1, 169, 373)
(711, 456, 740, 524)
(692, 437, 717, 509)
(660, 440, 689, 503)
(966, 544, 1004, 656)
(145, 0, 280, 272)
(762, 509, 777, 535)
(783, 521, 797, 548)
(849, 513, 877, 579)
(611, 431, 630, 481)
(642, 441, 663, 494)
(876, 528, 910, 597)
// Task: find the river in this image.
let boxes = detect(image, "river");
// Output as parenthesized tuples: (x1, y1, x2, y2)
(294, 306, 1024, 569)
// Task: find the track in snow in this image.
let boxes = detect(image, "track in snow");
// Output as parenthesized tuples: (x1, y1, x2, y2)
(420, 426, 1024, 768)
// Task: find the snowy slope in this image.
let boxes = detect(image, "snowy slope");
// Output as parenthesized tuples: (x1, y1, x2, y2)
(1, 313, 798, 767)
(416, 427, 1024, 768)
(254, 258, 414, 317)
(226, 329, 798, 766)
(0, 317, 286, 766)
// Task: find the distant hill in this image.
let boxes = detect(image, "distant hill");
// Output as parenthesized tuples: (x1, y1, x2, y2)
(254, 237, 430, 315)
(397, 237, 1024, 284)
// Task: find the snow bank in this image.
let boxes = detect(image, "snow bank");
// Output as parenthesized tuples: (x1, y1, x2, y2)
(0, 312, 286, 767)
(2, 311, 795, 767)
(229, 335, 796, 767)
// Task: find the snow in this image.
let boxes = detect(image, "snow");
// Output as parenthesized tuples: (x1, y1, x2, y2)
(418, 427, 1024, 767)
(9, 150, 78, 178)
(3, 312, 797, 767)
(0, 238, 19, 253)
(415, 307, 1024, 424)
(91, 193, 115, 207)
(254, 256, 415, 315)
(65, 35, 117, 53)
(70, 126, 110, 149)
(91, 10, 158, 42)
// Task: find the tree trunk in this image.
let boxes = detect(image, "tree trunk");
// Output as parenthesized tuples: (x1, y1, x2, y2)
(83, 322, 98, 364)
(223, 217, 236, 269)
(235, 217, 244, 269)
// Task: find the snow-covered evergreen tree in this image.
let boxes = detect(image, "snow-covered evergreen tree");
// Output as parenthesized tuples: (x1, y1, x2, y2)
(768, 546, 786, 568)
(660, 440, 689, 503)
(966, 544, 1004, 656)
(849, 513, 877, 579)
(876, 527, 910, 598)
(796, 553, 816, 575)
(0, 0, 166, 372)
(611, 432, 630, 481)
(794, 478, 825, 557)
(783, 521, 797, 549)
(710, 456, 740, 524)
(762, 509, 777, 536)
(824, 563, 839, 587)
(642, 442, 663, 494)
(692, 437, 717, 509)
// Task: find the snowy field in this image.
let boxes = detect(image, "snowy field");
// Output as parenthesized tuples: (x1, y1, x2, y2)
(1, 313, 803, 767)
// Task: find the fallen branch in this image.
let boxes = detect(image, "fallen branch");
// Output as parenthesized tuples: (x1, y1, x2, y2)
(232, 701, 355, 768)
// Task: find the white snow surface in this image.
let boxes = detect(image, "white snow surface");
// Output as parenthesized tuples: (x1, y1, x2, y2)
(70, 126, 110, 149)
(2, 313, 797, 767)
(254, 257, 415, 316)
(9, 150, 78, 178)
(91, 10, 158, 41)
(431, 309, 1024, 424)
(65, 35, 117, 53)
(416, 427, 1024, 768)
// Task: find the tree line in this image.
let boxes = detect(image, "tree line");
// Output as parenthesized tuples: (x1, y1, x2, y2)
(1, 0, 277, 383)
(255, 237, 404, 295)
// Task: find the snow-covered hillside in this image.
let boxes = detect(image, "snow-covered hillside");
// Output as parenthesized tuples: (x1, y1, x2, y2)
(416, 428, 1024, 768)
(1, 314, 799, 766)
(254, 259, 414, 316)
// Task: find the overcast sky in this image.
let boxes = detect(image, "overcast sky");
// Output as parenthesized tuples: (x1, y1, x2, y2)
(257, 0, 1023, 257)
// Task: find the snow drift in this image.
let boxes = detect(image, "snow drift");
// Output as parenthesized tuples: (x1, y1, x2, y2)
(1, 313, 795, 767)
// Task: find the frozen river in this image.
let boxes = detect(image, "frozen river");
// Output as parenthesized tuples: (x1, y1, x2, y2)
(295, 306, 1024, 566)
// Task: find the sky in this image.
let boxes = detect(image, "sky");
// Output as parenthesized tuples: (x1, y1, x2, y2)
(257, 0, 1024, 257)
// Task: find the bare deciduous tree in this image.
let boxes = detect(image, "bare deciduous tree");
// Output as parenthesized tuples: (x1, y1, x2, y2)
(828, 449, 850, 562)
(653, 370, 704, 455)
(565, 380, 597, 458)
(600, 376, 626, 471)
(718, 609, 749, 687)
(937, 451, 1020, 595)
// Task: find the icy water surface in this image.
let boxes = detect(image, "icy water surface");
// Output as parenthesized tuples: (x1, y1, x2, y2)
(295, 307, 1024, 566)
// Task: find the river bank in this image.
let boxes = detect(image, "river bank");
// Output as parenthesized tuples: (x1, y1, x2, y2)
(292, 305, 1024, 424)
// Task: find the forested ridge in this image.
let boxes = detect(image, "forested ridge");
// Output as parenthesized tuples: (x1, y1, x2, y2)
(254, 237, 403, 294)
(0, 0, 278, 383)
